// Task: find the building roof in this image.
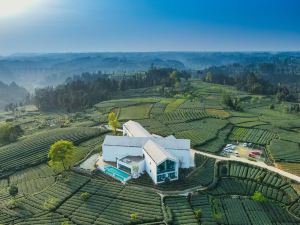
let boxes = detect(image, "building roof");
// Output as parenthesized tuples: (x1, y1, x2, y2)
(123, 120, 152, 137)
(154, 137, 190, 150)
(143, 139, 178, 165)
(103, 135, 149, 147)
(103, 135, 190, 150)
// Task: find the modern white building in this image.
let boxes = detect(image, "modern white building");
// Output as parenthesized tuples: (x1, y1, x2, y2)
(102, 120, 192, 184)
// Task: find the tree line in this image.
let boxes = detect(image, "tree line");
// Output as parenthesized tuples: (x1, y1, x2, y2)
(34, 68, 190, 112)
(203, 71, 298, 102)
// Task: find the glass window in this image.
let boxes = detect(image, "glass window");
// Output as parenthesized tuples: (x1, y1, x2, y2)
(157, 160, 176, 174)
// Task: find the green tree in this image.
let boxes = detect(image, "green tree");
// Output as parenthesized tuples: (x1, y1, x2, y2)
(80, 192, 91, 201)
(251, 191, 266, 202)
(269, 104, 275, 110)
(0, 123, 23, 145)
(8, 185, 18, 198)
(108, 112, 120, 134)
(48, 140, 75, 170)
(130, 213, 138, 221)
(43, 196, 58, 210)
(205, 72, 213, 82)
(170, 71, 179, 87)
(61, 222, 70, 225)
(194, 208, 202, 220)
(221, 92, 242, 111)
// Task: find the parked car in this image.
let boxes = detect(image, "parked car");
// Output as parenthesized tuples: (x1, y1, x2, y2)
(248, 153, 256, 158)
(251, 151, 261, 155)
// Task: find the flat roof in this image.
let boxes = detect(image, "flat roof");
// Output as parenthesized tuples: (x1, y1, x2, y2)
(119, 156, 144, 166)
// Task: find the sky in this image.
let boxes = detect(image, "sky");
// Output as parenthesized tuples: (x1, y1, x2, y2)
(0, 0, 300, 55)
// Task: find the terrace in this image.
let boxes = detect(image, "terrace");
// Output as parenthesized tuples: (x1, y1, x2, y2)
(117, 155, 144, 178)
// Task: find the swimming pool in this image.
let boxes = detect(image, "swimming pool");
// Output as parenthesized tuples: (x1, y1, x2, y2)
(104, 165, 131, 182)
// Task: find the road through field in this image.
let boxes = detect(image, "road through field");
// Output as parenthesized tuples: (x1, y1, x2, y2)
(192, 149, 300, 183)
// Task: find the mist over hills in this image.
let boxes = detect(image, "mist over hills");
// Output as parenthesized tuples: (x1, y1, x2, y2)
(0, 81, 29, 110)
(0, 52, 299, 92)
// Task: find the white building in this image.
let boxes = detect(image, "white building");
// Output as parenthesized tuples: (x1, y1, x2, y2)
(102, 120, 192, 184)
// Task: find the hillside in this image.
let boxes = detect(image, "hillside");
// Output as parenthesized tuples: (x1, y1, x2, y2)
(0, 81, 29, 110)
(1, 52, 300, 91)
(0, 78, 300, 224)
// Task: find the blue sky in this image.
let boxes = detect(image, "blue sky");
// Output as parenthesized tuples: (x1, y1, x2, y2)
(0, 0, 299, 54)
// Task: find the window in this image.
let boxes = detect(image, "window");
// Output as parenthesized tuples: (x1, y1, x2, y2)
(157, 160, 176, 174)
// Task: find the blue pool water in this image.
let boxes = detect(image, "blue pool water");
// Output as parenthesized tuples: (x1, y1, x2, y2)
(104, 165, 130, 182)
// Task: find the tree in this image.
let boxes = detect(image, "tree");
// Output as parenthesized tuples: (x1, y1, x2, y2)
(80, 192, 91, 201)
(194, 208, 202, 220)
(9, 185, 18, 198)
(221, 92, 242, 111)
(43, 196, 58, 210)
(0, 123, 23, 145)
(48, 140, 75, 170)
(205, 72, 213, 82)
(251, 191, 266, 202)
(108, 112, 120, 134)
(130, 213, 138, 221)
(61, 222, 70, 225)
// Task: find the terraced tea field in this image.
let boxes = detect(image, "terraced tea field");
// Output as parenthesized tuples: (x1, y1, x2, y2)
(0, 128, 103, 174)
(229, 127, 278, 145)
(164, 196, 199, 225)
(118, 103, 153, 120)
(268, 139, 300, 163)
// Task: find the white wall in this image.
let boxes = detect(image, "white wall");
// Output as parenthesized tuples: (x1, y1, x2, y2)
(102, 145, 143, 162)
(167, 149, 192, 168)
(138, 160, 145, 174)
(143, 149, 158, 184)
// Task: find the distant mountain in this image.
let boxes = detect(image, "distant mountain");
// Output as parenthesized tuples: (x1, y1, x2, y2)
(0, 81, 29, 110)
(0, 52, 300, 91)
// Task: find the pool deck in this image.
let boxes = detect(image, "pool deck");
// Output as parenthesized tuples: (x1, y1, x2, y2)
(79, 153, 99, 171)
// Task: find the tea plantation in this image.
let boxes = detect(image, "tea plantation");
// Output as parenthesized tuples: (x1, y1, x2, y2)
(0, 80, 299, 224)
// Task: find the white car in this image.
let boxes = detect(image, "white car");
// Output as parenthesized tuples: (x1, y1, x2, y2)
(224, 148, 232, 153)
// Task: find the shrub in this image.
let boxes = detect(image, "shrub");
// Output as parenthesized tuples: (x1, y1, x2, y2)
(9, 185, 18, 198)
(61, 222, 70, 225)
(130, 213, 138, 221)
(251, 191, 266, 202)
(43, 196, 59, 210)
(194, 208, 202, 220)
(80, 192, 91, 201)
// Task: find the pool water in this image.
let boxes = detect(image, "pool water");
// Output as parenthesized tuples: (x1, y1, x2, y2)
(104, 165, 131, 182)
